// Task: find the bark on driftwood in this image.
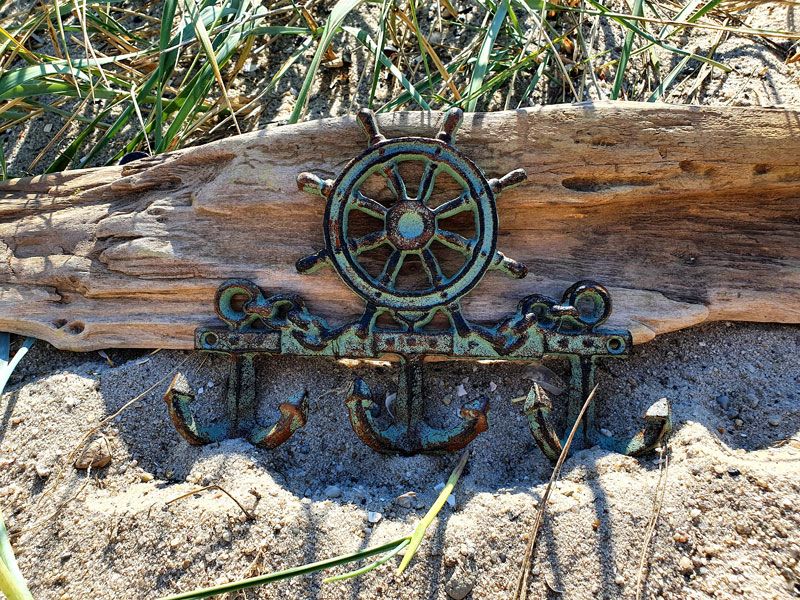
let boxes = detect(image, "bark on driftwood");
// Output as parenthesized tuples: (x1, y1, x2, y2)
(1, 101, 798, 352)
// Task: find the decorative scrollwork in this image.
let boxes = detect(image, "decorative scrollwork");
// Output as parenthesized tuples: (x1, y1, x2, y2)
(166, 108, 671, 459)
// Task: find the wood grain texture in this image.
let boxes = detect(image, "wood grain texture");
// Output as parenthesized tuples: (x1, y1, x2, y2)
(1, 101, 798, 351)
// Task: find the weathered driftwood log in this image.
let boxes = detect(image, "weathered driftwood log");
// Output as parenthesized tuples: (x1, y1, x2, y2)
(1, 101, 798, 352)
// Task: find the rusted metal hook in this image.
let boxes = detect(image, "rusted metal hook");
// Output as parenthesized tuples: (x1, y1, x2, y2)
(164, 353, 308, 448)
(345, 355, 489, 455)
(524, 356, 672, 460)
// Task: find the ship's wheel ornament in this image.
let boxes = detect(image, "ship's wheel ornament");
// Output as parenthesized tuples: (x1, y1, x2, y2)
(165, 108, 671, 458)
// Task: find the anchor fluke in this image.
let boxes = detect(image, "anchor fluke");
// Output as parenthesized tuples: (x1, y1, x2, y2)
(419, 396, 490, 454)
(344, 359, 491, 456)
(523, 384, 563, 461)
(592, 397, 672, 456)
(249, 390, 309, 449)
(164, 373, 228, 446)
(164, 356, 308, 450)
(344, 378, 406, 454)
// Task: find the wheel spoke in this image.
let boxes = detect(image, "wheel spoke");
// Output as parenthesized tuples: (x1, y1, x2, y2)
(417, 159, 439, 203)
(382, 162, 407, 200)
(378, 250, 405, 286)
(349, 230, 388, 255)
(434, 192, 473, 219)
(436, 230, 475, 256)
(351, 191, 388, 219)
(421, 248, 445, 286)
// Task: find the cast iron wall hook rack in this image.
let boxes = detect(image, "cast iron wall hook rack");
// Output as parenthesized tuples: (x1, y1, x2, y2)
(164, 107, 672, 458)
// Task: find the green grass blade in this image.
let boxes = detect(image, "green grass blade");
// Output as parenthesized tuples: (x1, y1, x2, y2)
(583, 0, 730, 72)
(154, 0, 178, 149)
(159, 536, 410, 600)
(246, 26, 309, 36)
(0, 337, 36, 600)
(517, 52, 550, 108)
(406, 0, 435, 103)
(46, 107, 112, 172)
(182, 0, 241, 134)
(647, 54, 692, 102)
(288, 0, 365, 124)
(323, 539, 409, 584)
(79, 3, 236, 166)
(0, 50, 151, 99)
(156, 28, 246, 151)
(0, 79, 127, 101)
(396, 451, 470, 574)
(343, 26, 431, 111)
(366, 0, 392, 107)
(464, 0, 509, 112)
(0, 333, 8, 366)
(611, 0, 644, 99)
(0, 510, 33, 600)
(0, 336, 35, 400)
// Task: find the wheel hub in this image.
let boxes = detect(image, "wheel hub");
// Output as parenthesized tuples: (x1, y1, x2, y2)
(386, 201, 435, 250)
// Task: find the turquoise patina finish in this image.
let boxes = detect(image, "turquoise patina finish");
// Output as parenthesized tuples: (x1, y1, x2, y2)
(165, 108, 671, 458)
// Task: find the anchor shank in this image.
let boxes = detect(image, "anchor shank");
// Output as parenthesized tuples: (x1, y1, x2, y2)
(564, 355, 597, 445)
(395, 355, 425, 432)
(228, 353, 257, 434)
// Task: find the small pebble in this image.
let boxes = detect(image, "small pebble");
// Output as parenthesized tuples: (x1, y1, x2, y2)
(716, 394, 730, 410)
(768, 416, 781, 427)
(396, 492, 416, 508)
(735, 523, 751, 535)
(35, 463, 51, 478)
(456, 384, 467, 397)
(679, 556, 694, 575)
(600, 428, 613, 438)
(324, 485, 342, 498)
(139, 472, 154, 483)
(615, 574, 625, 585)
(673, 532, 689, 543)
(445, 568, 476, 600)
(446, 494, 456, 508)
(367, 511, 382, 524)
(489, 381, 497, 392)
(690, 508, 702, 520)
(74, 437, 112, 470)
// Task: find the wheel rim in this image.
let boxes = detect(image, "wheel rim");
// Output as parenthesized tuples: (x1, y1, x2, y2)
(324, 137, 498, 313)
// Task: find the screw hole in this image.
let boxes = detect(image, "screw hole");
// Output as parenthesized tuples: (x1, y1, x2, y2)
(204, 332, 218, 347)
(606, 337, 624, 354)
(52, 319, 68, 329)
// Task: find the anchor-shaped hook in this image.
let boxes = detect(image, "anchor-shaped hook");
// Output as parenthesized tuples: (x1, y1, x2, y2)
(344, 355, 489, 455)
(524, 355, 672, 460)
(164, 353, 308, 448)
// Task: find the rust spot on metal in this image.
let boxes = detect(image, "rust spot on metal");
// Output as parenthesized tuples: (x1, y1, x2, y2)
(166, 109, 667, 459)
